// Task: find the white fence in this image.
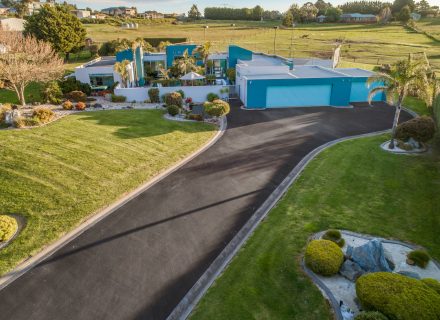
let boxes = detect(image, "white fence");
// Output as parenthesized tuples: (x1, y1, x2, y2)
(114, 84, 229, 103)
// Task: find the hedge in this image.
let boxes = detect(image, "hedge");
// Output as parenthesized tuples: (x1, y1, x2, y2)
(395, 116, 436, 143)
(304, 239, 344, 276)
(356, 272, 440, 320)
(0, 215, 18, 242)
(421, 278, 440, 294)
(204, 99, 230, 117)
(322, 229, 345, 247)
(143, 38, 187, 47)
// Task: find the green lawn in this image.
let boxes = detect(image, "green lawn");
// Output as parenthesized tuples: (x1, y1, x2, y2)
(403, 96, 430, 116)
(85, 20, 440, 73)
(0, 83, 43, 105)
(0, 110, 215, 275)
(191, 134, 440, 320)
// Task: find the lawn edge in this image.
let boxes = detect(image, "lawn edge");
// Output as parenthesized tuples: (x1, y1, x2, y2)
(0, 116, 227, 291)
(169, 128, 398, 320)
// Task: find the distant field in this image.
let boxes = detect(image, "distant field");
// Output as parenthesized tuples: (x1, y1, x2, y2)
(416, 17, 440, 40)
(85, 19, 440, 72)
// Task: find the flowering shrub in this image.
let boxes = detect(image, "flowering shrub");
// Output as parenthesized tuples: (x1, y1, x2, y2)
(75, 102, 86, 110)
(185, 97, 193, 104)
(62, 100, 73, 110)
(32, 107, 54, 123)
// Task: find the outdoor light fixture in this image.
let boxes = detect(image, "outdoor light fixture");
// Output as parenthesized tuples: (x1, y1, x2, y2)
(203, 25, 209, 41)
(273, 26, 279, 55)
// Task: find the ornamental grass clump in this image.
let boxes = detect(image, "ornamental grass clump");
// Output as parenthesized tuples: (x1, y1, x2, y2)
(165, 92, 183, 107)
(204, 99, 230, 118)
(304, 239, 344, 276)
(356, 272, 440, 320)
(32, 107, 54, 123)
(148, 88, 160, 103)
(407, 249, 430, 268)
(322, 229, 345, 247)
(0, 215, 18, 242)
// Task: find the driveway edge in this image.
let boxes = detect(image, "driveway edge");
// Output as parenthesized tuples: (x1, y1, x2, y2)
(167, 129, 392, 320)
(0, 117, 227, 291)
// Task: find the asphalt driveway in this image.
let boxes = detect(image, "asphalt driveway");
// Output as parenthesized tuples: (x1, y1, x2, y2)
(0, 102, 411, 320)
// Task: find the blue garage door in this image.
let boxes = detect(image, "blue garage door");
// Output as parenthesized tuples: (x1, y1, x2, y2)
(266, 85, 332, 108)
(350, 81, 382, 102)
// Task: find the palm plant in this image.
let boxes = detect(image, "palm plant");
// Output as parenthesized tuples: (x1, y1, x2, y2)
(158, 67, 170, 80)
(195, 42, 212, 72)
(175, 49, 195, 76)
(368, 59, 429, 149)
(114, 60, 131, 88)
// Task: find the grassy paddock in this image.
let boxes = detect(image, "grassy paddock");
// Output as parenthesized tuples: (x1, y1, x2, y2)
(191, 134, 440, 319)
(0, 110, 215, 274)
(0, 83, 43, 105)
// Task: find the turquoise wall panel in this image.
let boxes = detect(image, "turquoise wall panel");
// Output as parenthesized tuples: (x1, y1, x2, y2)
(228, 45, 252, 69)
(266, 85, 332, 107)
(350, 79, 384, 102)
(166, 44, 197, 68)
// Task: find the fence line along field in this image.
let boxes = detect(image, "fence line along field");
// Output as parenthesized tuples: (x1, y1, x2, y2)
(85, 19, 440, 72)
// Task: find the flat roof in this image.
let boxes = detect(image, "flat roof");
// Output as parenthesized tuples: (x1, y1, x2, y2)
(239, 53, 288, 67)
(290, 66, 347, 79)
(335, 68, 375, 77)
(85, 57, 116, 68)
(244, 73, 297, 80)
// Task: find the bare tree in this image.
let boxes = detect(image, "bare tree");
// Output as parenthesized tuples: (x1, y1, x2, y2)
(0, 30, 64, 106)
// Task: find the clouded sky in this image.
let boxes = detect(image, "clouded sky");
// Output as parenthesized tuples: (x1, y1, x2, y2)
(61, 0, 398, 14)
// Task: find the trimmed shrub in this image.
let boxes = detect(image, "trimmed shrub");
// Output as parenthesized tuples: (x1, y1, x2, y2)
(165, 92, 183, 107)
(65, 91, 87, 102)
(0, 104, 12, 123)
(111, 95, 127, 103)
(407, 250, 430, 268)
(188, 114, 203, 121)
(32, 107, 54, 123)
(41, 81, 63, 105)
(355, 311, 389, 320)
(176, 89, 185, 99)
(356, 272, 440, 320)
(167, 105, 179, 116)
(148, 88, 160, 103)
(58, 77, 91, 96)
(75, 102, 86, 111)
(304, 239, 344, 276)
(207, 92, 220, 102)
(395, 116, 436, 143)
(0, 215, 18, 242)
(322, 229, 345, 247)
(422, 278, 440, 294)
(204, 99, 230, 117)
(62, 100, 73, 110)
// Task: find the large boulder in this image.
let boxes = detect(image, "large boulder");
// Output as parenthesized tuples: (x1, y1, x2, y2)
(346, 239, 392, 273)
(339, 260, 365, 281)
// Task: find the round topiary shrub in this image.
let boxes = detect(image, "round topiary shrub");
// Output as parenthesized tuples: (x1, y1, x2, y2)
(356, 272, 440, 320)
(304, 239, 344, 276)
(32, 107, 54, 124)
(322, 229, 345, 247)
(167, 105, 179, 117)
(204, 99, 230, 118)
(395, 116, 436, 143)
(422, 278, 440, 294)
(0, 215, 18, 242)
(165, 92, 183, 107)
(207, 92, 220, 102)
(62, 100, 73, 110)
(407, 249, 430, 268)
(355, 311, 389, 320)
(148, 88, 160, 103)
(75, 102, 86, 111)
(65, 90, 87, 102)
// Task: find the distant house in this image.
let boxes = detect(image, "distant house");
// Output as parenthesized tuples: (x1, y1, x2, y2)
(102, 6, 137, 17)
(91, 13, 107, 20)
(0, 17, 25, 31)
(26, 0, 55, 15)
(341, 13, 377, 23)
(410, 12, 421, 21)
(71, 10, 91, 19)
(139, 10, 164, 19)
(317, 15, 326, 23)
(121, 22, 138, 29)
(0, 4, 10, 16)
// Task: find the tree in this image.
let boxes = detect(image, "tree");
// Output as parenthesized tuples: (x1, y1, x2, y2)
(158, 41, 172, 52)
(188, 4, 201, 20)
(24, 5, 86, 61)
(398, 5, 412, 22)
(367, 59, 429, 148)
(0, 30, 64, 106)
(392, 0, 415, 13)
(252, 5, 264, 20)
(379, 6, 393, 23)
(282, 11, 294, 27)
(325, 7, 342, 22)
(113, 60, 131, 88)
(315, 0, 332, 15)
(194, 42, 211, 71)
(339, 1, 390, 15)
(288, 4, 302, 22)
(174, 49, 195, 75)
(300, 2, 319, 23)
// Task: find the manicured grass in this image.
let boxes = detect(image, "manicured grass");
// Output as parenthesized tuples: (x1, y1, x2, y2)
(191, 134, 440, 319)
(403, 96, 431, 116)
(0, 83, 43, 105)
(0, 110, 215, 274)
(85, 21, 440, 73)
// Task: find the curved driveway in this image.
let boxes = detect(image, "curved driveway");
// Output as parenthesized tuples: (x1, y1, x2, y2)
(0, 102, 411, 320)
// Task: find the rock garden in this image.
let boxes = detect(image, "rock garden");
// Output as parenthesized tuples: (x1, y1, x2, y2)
(303, 229, 440, 320)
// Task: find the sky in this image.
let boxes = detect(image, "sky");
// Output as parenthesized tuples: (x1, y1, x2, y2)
(58, 0, 406, 14)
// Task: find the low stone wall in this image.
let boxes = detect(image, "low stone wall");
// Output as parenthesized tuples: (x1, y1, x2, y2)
(114, 85, 229, 103)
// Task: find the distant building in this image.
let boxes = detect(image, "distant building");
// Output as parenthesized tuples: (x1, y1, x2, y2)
(0, 4, 10, 16)
(0, 17, 25, 31)
(317, 15, 326, 23)
(71, 10, 91, 19)
(26, 0, 55, 15)
(101, 6, 137, 17)
(121, 22, 138, 29)
(341, 13, 377, 23)
(410, 12, 421, 21)
(139, 10, 164, 19)
(91, 13, 107, 20)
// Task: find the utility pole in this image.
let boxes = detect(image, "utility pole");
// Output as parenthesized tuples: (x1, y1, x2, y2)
(203, 25, 209, 42)
(273, 26, 279, 55)
(289, 25, 294, 58)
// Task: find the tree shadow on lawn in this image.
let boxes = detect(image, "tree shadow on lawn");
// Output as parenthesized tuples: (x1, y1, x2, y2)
(77, 109, 215, 139)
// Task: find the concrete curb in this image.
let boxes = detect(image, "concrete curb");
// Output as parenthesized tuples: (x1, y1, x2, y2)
(0, 117, 227, 291)
(167, 129, 393, 320)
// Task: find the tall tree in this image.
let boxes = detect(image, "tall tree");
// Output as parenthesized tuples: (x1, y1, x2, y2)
(113, 60, 131, 88)
(188, 4, 201, 20)
(315, 0, 332, 15)
(325, 7, 342, 22)
(24, 5, 86, 61)
(0, 30, 64, 106)
(174, 49, 195, 76)
(300, 2, 319, 23)
(194, 42, 211, 71)
(367, 59, 429, 148)
(379, 5, 393, 23)
(252, 5, 264, 20)
(398, 5, 412, 22)
(282, 11, 294, 27)
(392, 0, 415, 13)
(288, 4, 302, 22)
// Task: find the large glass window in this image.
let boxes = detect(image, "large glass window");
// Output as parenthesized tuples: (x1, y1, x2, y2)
(144, 60, 166, 77)
(89, 74, 114, 87)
